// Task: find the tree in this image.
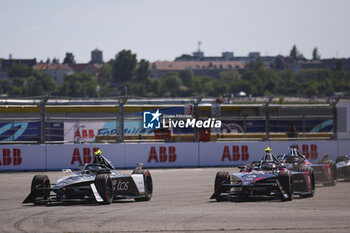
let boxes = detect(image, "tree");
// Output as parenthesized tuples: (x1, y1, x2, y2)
(130, 82, 146, 96)
(175, 54, 192, 61)
(8, 64, 32, 78)
(98, 62, 113, 85)
(161, 72, 183, 97)
(246, 60, 264, 70)
(112, 50, 137, 83)
(135, 59, 150, 82)
(190, 76, 216, 96)
(52, 57, 60, 64)
(219, 70, 241, 83)
(179, 70, 192, 86)
(63, 52, 76, 64)
(25, 72, 56, 96)
(217, 70, 241, 94)
(312, 47, 321, 60)
(0, 80, 11, 95)
(289, 45, 304, 60)
(274, 56, 285, 70)
(148, 78, 161, 96)
(58, 73, 97, 97)
(234, 80, 254, 95)
(290, 45, 298, 59)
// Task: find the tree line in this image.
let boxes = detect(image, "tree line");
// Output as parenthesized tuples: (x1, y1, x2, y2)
(1, 49, 350, 98)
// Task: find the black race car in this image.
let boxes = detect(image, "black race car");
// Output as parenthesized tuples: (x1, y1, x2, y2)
(278, 145, 336, 186)
(210, 147, 314, 202)
(23, 154, 153, 205)
(336, 155, 350, 179)
(211, 147, 315, 202)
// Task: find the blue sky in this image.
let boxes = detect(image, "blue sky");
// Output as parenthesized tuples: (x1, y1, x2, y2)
(1, 0, 349, 63)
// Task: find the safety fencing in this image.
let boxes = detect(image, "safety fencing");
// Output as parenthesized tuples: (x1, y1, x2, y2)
(0, 97, 339, 144)
(1, 140, 349, 171)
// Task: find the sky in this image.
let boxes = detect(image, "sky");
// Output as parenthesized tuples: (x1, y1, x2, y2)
(1, 0, 350, 63)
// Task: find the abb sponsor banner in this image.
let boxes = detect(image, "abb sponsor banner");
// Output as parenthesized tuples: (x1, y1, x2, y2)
(199, 142, 269, 166)
(65, 121, 155, 143)
(0, 145, 45, 171)
(0, 140, 348, 171)
(270, 141, 338, 162)
(46, 144, 125, 170)
(64, 121, 105, 143)
(125, 143, 198, 168)
(199, 141, 340, 167)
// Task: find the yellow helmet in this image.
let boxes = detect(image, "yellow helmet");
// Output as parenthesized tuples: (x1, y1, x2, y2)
(265, 147, 271, 152)
(94, 149, 102, 156)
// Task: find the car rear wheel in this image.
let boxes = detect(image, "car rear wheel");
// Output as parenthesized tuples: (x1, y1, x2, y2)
(214, 171, 230, 201)
(301, 167, 315, 198)
(321, 160, 337, 186)
(278, 170, 293, 201)
(95, 174, 113, 204)
(134, 170, 153, 202)
(31, 175, 50, 205)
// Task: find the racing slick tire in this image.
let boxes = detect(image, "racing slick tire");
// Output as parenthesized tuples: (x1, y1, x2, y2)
(95, 174, 113, 204)
(278, 170, 293, 201)
(133, 170, 153, 202)
(322, 160, 337, 186)
(31, 175, 50, 205)
(214, 171, 230, 201)
(300, 167, 315, 198)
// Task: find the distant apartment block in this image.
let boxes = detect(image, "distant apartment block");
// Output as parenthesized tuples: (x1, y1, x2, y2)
(174, 48, 350, 74)
(0, 58, 36, 79)
(69, 63, 103, 77)
(176, 50, 283, 70)
(34, 63, 74, 84)
(292, 58, 350, 73)
(150, 60, 245, 79)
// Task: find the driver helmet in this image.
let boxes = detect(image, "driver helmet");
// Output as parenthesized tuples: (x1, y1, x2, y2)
(93, 149, 103, 164)
(263, 147, 274, 161)
(94, 149, 102, 156)
(261, 162, 276, 171)
(265, 147, 271, 153)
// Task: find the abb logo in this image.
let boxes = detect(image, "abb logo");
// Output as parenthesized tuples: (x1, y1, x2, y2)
(221, 145, 249, 162)
(148, 146, 177, 163)
(71, 147, 100, 165)
(0, 148, 22, 166)
(74, 129, 95, 139)
(295, 144, 318, 160)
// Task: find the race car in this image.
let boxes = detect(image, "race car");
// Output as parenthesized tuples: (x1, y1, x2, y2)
(23, 152, 153, 205)
(278, 145, 336, 186)
(335, 155, 350, 179)
(210, 147, 315, 202)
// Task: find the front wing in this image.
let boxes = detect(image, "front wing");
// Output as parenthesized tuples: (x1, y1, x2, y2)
(210, 180, 289, 200)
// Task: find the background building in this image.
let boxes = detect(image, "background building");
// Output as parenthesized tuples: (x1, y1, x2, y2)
(34, 63, 74, 84)
(0, 58, 36, 79)
(150, 60, 245, 79)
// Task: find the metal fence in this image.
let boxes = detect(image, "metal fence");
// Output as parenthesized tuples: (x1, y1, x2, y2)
(0, 96, 337, 144)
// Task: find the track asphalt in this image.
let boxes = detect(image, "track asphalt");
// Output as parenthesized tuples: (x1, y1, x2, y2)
(1, 168, 350, 233)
